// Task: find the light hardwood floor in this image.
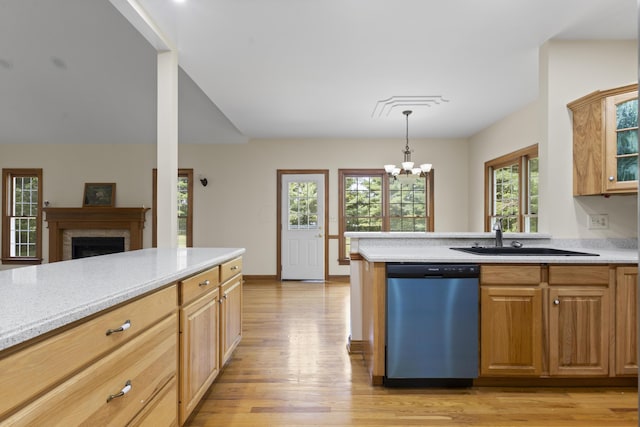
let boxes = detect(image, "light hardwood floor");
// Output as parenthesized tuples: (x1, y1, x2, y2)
(185, 280, 638, 427)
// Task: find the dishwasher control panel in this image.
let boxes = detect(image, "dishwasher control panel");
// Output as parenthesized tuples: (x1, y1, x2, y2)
(387, 263, 479, 278)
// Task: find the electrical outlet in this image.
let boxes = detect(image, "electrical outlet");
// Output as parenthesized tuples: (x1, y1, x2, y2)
(587, 214, 609, 230)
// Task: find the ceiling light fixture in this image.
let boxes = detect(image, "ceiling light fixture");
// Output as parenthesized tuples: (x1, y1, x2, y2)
(384, 110, 432, 182)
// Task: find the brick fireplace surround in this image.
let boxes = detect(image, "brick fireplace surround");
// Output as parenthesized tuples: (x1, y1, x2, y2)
(43, 207, 149, 262)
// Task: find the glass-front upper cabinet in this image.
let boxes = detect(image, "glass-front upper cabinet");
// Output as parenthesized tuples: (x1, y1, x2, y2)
(568, 83, 638, 195)
(605, 91, 638, 193)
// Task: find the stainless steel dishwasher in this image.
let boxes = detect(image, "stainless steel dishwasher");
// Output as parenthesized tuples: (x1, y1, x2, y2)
(385, 263, 479, 386)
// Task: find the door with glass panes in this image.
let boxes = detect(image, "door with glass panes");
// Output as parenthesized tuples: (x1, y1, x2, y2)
(281, 173, 325, 280)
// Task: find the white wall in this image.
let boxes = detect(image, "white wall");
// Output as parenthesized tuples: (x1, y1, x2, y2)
(468, 39, 638, 238)
(467, 101, 540, 231)
(0, 137, 469, 275)
(540, 40, 637, 238)
(180, 137, 470, 276)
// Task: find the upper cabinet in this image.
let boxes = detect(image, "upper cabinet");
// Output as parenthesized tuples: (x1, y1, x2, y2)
(568, 83, 638, 195)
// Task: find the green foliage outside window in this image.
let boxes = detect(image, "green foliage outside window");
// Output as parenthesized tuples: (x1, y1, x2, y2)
(288, 181, 318, 229)
(177, 176, 189, 247)
(11, 176, 38, 257)
(389, 179, 427, 231)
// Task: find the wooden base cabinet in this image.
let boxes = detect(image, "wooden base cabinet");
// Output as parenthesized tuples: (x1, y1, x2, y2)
(615, 266, 638, 376)
(178, 257, 243, 426)
(480, 286, 543, 376)
(1, 287, 178, 426)
(178, 267, 221, 425)
(480, 265, 543, 377)
(548, 266, 610, 377)
(480, 264, 636, 381)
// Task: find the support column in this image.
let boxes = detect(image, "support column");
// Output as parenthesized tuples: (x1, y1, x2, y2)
(156, 50, 178, 248)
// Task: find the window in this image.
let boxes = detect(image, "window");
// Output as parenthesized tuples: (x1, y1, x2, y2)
(338, 169, 434, 263)
(153, 169, 193, 248)
(288, 181, 318, 230)
(485, 145, 538, 232)
(2, 168, 43, 264)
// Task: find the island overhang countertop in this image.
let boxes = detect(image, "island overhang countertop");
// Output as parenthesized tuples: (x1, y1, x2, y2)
(0, 247, 245, 351)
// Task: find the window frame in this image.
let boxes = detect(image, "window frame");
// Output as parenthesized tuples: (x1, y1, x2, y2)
(2, 168, 43, 265)
(338, 168, 434, 264)
(152, 168, 194, 248)
(484, 144, 538, 232)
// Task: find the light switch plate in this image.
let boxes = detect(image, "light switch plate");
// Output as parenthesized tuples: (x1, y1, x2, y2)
(587, 214, 609, 229)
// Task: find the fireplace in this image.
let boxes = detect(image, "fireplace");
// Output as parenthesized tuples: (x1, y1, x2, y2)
(43, 207, 149, 262)
(72, 237, 125, 259)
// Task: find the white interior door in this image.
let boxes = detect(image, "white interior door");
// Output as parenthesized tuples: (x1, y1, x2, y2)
(281, 174, 325, 280)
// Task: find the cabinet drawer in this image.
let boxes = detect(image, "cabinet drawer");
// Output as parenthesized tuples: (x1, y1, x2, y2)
(481, 265, 541, 285)
(548, 265, 610, 285)
(180, 266, 220, 305)
(5, 313, 178, 426)
(0, 284, 177, 419)
(129, 376, 178, 427)
(220, 257, 243, 283)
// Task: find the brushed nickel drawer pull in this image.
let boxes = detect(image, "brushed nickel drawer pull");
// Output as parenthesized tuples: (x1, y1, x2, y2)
(107, 380, 132, 403)
(231, 266, 239, 271)
(106, 320, 131, 336)
(199, 279, 211, 287)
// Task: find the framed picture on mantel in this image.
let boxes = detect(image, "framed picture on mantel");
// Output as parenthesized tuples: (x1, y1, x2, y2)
(83, 183, 116, 207)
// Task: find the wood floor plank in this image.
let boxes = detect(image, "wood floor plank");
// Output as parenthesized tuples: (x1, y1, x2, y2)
(185, 280, 638, 426)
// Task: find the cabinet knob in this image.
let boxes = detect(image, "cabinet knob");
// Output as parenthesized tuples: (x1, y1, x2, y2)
(553, 299, 560, 305)
(609, 176, 615, 182)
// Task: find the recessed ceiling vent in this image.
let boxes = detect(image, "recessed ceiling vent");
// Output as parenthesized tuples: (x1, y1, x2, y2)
(372, 95, 449, 118)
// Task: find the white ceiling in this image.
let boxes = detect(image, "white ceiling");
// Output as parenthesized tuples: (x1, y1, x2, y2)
(0, 0, 637, 144)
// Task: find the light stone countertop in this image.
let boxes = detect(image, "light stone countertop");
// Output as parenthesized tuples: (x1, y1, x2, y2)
(358, 245, 638, 264)
(0, 247, 245, 352)
(346, 231, 637, 263)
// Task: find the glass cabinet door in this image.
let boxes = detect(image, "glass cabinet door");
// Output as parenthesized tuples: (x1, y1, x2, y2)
(606, 91, 638, 192)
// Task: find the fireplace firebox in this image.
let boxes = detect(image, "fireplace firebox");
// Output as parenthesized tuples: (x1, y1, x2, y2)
(72, 237, 125, 259)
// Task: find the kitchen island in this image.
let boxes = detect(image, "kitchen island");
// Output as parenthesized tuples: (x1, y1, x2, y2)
(0, 247, 245, 425)
(346, 232, 638, 386)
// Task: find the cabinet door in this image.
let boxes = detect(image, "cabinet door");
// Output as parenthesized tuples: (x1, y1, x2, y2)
(604, 91, 638, 193)
(220, 274, 243, 367)
(549, 287, 609, 376)
(615, 267, 638, 376)
(179, 288, 220, 425)
(480, 287, 543, 376)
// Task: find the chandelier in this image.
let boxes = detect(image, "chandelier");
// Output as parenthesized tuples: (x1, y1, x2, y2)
(384, 110, 432, 182)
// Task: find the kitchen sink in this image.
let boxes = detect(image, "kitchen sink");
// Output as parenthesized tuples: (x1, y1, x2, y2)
(450, 247, 599, 256)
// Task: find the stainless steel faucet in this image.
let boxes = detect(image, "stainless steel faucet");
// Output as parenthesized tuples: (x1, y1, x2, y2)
(493, 218, 503, 247)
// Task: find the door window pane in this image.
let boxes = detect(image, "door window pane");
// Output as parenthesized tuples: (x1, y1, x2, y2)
(288, 181, 318, 230)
